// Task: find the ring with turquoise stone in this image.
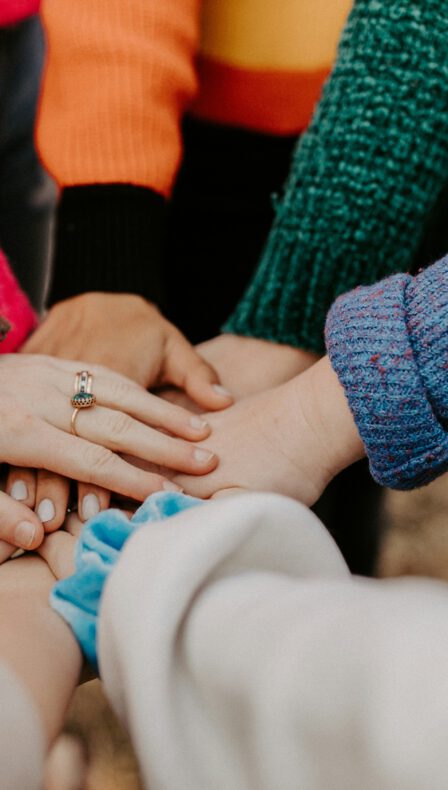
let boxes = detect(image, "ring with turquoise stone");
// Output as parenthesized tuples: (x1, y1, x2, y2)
(71, 391, 96, 408)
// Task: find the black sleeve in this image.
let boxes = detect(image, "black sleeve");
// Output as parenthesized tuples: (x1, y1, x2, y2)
(48, 184, 168, 308)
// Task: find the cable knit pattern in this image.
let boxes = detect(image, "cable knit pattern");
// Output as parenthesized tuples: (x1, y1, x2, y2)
(325, 257, 448, 490)
(225, 0, 448, 352)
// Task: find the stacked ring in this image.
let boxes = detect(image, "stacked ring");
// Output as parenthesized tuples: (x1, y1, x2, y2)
(71, 371, 96, 435)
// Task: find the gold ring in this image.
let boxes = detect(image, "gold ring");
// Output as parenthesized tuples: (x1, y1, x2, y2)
(71, 407, 81, 436)
(71, 370, 96, 409)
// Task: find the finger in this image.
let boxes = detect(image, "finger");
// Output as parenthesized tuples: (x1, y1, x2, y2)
(164, 337, 233, 411)
(49, 360, 211, 441)
(35, 471, 71, 532)
(64, 511, 84, 539)
(70, 405, 218, 475)
(25, 421, 182, 501)
(0, 490, 44, 554)
(44, 733, 88, 790)
(91, 378, 211, 441)
(37, 531, 77, 580)
(77, 483, 110, 522)
(6, 467, 37, 509)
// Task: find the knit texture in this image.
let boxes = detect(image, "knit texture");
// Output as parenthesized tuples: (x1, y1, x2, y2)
(48, 185, 167, 306)
(225, 0, 448, 352)
(326, 256, 448, 490)
(37, 0, 199, 197)
(0, 249, 36, 351)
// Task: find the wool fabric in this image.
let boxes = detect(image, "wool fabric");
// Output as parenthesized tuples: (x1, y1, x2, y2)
(326, 256, 448, 490)
(0, 250, 36, 352)
(225, 0, 448, 353)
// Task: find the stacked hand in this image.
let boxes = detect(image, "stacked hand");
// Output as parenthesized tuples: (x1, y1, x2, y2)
(0, 354, 221, 562)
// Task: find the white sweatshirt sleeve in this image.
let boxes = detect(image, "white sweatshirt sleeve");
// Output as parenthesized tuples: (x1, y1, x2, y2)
(98, 492, 448, 790)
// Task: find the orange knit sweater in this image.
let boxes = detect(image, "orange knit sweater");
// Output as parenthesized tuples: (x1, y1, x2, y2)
(37, 0, 351, 197)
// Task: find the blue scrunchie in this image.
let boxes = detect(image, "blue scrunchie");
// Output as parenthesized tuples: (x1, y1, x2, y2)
(51, 492, 202, 671)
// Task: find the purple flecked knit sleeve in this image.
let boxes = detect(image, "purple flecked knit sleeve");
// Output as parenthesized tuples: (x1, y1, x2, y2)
(325, 256, 448, 490)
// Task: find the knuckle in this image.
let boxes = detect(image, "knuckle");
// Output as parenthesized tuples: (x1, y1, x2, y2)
(84, 444, 115, 479)
(107, 410, 133, 439)
(108, 378, 131, 402)
(9, 411, 37, 439)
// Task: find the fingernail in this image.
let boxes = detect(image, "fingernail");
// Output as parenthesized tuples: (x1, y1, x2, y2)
(212, 384, 232, 398)
(82, 494, 101, 521)
(190, 416, 209, 431)
(162, 481, 183, 492)
(10, 480, 28, 501)
(194, 448, 215, 465)
(37, 498, 56, 523)
(14, 521, 36, 549)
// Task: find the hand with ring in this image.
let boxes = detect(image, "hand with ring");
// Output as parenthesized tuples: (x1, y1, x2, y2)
(0, 353, 219, 562)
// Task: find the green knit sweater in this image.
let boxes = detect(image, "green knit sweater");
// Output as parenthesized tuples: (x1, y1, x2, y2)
(224, 0, 448, 353)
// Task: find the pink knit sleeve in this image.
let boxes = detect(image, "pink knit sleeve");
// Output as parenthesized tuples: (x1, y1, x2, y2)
(0, 250, 37, 352)
(0, 1, 40, 27)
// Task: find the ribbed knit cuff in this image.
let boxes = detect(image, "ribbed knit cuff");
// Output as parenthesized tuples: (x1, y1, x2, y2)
(325, 268, 448, 490)
(224, 0, 448, 353)
(406, 256, 448, 423)
(48, 185, 167, 308)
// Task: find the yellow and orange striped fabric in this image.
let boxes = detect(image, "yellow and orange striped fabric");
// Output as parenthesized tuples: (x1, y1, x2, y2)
(37, 0, 352, 196)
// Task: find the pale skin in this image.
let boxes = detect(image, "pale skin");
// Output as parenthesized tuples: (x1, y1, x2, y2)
(174, 357, 365, 503)
(0, 352, 225, 563)
(0, 362, 364, 785)
(10, 292, 315, 550)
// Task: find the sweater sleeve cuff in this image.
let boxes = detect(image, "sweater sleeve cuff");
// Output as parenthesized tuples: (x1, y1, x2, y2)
(405, 255, 448, 423)
(48, 184, 168, 307)
(325, 270, 448, 490)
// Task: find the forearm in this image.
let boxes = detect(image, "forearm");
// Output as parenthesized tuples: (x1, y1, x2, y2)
(225, 0, 448, 352)
(290, 356, 365, 481)
(0, 556, 81, 744)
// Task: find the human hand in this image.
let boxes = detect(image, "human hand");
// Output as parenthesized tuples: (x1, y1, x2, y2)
(0, 354, 220, 559)
(173, 358, 365, 504)
(22, 292, 233, 410)
(37, 511, 82, 580)
(196, 334, 319, 400)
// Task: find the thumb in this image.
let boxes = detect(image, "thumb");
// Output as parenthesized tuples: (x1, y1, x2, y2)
(164, 335, 233, 411)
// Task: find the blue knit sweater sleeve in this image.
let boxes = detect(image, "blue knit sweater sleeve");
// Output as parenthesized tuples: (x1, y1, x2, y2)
(325, 256, 448, 489)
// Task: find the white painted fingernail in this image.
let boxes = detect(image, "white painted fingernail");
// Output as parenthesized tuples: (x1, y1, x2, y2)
(162, 481, 183, 492)
(14, 521, 36, 549)
(82, 494, 101, 521)
(37, 498, 56, 523)
(212, 384, 232, 398)
(194, 448, 215, 465)
(10, 480, 28, 501)
(190, 416, 209, 431)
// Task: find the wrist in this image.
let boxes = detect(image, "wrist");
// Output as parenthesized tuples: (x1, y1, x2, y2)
(291, 357, 364, 481)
